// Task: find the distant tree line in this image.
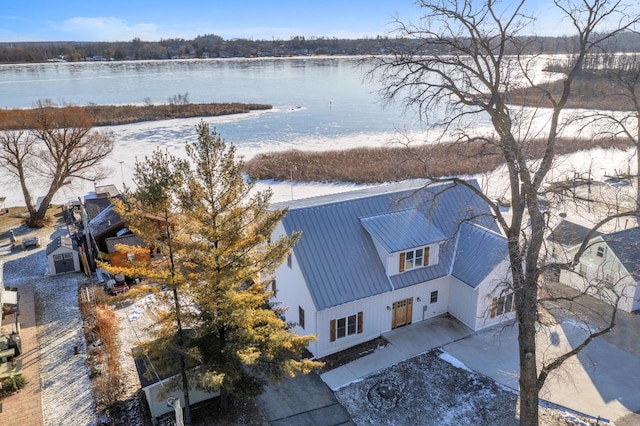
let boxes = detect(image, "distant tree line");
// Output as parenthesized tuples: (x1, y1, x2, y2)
(2, 31, 640, 63)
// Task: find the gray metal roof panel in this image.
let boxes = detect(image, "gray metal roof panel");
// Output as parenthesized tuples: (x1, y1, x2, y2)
(549, 220, 601, 247)
(360, 209, 446, 253)
(280, 180, 497, 310)
(452, 222, 508, 288)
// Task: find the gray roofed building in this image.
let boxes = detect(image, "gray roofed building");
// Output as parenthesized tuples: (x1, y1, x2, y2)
(549, 219, 601, 247)
(556, 221, 640, 312)
(105, 234, 146, 254)
(275, 180, 500, 311)
(272, 179, 513, 358)
(88, 204, 124, 241)
(46, 235, 77, 256)
(602, 226, 640, 282)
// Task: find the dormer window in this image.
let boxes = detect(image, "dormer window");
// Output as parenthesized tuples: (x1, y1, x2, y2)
(400, 247, 430, 273)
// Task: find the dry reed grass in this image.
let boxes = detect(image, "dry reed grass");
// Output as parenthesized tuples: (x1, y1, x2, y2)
(79, 285, 123, 409)
(246, 137, 632, 184)
(0, 102, 272, 129)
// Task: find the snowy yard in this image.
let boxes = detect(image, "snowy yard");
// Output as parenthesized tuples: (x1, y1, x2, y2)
(334, 349, 600, 426)
(1, 220, 97, 426)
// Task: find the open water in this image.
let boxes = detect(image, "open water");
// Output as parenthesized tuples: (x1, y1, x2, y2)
(0, 57, 433, 206)
(0, 57, 426, 145)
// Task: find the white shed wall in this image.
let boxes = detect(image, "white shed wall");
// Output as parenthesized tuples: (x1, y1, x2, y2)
(47, 246, 80, 275)
(143, 377, 219, 419)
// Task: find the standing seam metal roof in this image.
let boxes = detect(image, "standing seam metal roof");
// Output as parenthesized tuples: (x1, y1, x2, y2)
(360, 208, 446, 253)
(278, 180, 501, 310)
(452, 222, 508, 288)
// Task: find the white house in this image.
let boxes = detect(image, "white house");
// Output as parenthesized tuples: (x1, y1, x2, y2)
(554, 222, 640, 312)
(270, 180, 513, 358)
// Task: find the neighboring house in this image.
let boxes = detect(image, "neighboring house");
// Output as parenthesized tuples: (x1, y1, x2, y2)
(104, 234, 150, 268)
(557, 224, 640, 312)
(84, 184, 121, 221)
(547, 219, 601, 264)
(46, 236, 81, 275)
(88, 204, 127, 254)
(271, 180, 513, 358)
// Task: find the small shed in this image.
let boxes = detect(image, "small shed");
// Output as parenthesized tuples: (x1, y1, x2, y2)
(47, 236, 81, 275)
(132, 337, 219, 419)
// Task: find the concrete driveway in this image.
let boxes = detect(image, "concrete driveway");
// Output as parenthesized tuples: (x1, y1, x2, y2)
(255, 372, 355, 426)
(442, 320, 640, 423)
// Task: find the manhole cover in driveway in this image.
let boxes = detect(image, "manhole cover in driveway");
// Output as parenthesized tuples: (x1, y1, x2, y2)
(367, 381, 401, 410)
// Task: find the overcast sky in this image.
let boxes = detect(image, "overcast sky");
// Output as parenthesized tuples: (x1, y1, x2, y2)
(0, 0, 574, 43)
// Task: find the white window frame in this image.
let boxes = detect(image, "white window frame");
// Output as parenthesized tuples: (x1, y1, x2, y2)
(400, 246, 430, 272)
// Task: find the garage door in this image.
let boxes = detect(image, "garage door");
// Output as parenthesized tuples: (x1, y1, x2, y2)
(53, 253, 75, 274)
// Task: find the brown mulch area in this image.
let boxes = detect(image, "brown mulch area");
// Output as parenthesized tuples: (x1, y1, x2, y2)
(317, 336, 389, 373)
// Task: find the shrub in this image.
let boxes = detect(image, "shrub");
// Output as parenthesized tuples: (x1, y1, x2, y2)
(0, 374, 27, 396)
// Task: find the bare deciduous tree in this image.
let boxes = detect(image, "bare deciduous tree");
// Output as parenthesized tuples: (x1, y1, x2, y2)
(0, 100, 114, 226)
(367, 1, 639, 424)
(582, 54, 640, 210)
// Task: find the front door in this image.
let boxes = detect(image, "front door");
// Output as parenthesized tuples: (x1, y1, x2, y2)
(392, 297, 413, 329)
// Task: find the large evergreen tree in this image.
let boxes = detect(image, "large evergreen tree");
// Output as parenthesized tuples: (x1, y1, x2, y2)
(104, 123, 321, 415)
(179, 122, 322, 407)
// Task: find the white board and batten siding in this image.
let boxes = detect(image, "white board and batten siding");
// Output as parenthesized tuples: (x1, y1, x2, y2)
(474, 261, 515, 330)
(314, 276, 451, 358)
(271, 227, 320, 355)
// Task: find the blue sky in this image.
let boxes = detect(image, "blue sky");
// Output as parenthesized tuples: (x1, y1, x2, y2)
(0, 0, 568, 42)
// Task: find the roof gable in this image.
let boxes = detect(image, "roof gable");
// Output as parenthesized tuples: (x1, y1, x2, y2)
(46, 235, 78, 255)
(601, 226, 640, 281)
(360, 208, 446, 253)
(277, 180, 499, 310)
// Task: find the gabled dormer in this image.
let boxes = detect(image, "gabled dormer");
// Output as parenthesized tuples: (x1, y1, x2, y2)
(360, 208, 445, 276)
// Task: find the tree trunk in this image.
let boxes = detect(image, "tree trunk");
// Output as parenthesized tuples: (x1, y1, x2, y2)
(517, 275, 539, 426)
(173, 287, 192, 425)
(637, 124, 640, 213)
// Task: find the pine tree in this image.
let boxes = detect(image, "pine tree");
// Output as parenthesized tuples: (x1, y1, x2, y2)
(99, 149, 194, 424)
(180, 122, 322, 408)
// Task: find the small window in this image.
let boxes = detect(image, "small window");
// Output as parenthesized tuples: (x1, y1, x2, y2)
(298, 306, 305, 329)
(330, 312, 363, 342)
(492, 293, 514, 318)
(127, 252, 135, 261)
(53, 254, 62, 261)
(63, 253, 73, 259)
(400, 246, 431, 273)
(347, 314, 357, 335)
(287, 254, 292, 268)
(596, 246, 605, 258)
(336, 317, 346, 339)
(430, 290, 438, 304)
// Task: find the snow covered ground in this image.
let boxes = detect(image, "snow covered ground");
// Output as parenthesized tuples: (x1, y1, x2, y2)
(1, 221, 97, 426)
